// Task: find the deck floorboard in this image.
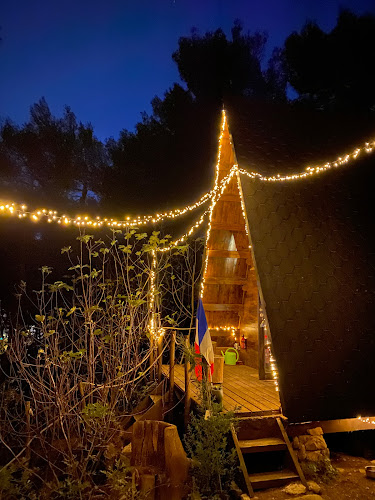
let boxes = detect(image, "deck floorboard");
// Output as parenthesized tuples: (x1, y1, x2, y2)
(162, 363, 281, 416)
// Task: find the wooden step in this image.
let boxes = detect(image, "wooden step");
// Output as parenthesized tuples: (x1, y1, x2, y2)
(248, 469, 299, 490)
(239, 437, 286, 453)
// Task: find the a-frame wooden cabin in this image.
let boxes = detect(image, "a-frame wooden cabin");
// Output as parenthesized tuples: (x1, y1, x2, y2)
(201, 114, 260, 370)
(202, 98, 375, 426)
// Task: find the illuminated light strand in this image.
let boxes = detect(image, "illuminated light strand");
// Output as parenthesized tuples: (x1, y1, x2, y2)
(238, 140, 375, 183)
(261, 312, 279, 392)
(149, 249, 158, 339)
(0, 192, 212, 229)
(200, 110, 229, 298)
(357, 416, 375, 425)
(0, 166, 233, 235)
(210, 325, 238, 341)
(157, 209, 210, 252)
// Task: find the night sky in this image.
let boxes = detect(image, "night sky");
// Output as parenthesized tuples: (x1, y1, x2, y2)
(1, 0, 375, 141)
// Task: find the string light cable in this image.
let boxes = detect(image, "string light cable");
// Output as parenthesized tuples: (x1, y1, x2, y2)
(0, 190, 213, 228)
(357, 416, 375, 426)
(200, 109, 227, 297)
(237, 139, 375, 183)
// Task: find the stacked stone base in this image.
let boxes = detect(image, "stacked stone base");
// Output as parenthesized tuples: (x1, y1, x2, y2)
(292, 427, 329, 463)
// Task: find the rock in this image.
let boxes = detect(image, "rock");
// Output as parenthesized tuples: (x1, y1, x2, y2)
(337, 467, 345, 473)
(240, 495, 251, 500)
(293, 436, 300, 449)
(305, 436, 327, 451)
(298, 444, 307, 461)
(307, 480, 322, 494)
(307, 427, 324, 436)
(283, 482, 307, 495)
(294, 495, 323, 500)
(298, 435, 310, 445)
(305, 450, 324, 462)
(359, 468, 366, 474)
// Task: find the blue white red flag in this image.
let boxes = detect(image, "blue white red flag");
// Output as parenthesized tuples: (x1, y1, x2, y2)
(195, 298, 214, 380)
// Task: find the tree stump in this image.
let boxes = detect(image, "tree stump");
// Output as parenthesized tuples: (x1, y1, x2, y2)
(132, 420, 190, 500)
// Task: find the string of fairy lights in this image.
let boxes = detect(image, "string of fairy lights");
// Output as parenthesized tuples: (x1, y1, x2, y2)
(2, 110, 375, 417)
(1, 109, 374, 239)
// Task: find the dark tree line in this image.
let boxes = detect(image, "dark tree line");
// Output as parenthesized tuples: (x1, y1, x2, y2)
(1, 11, 375, 217)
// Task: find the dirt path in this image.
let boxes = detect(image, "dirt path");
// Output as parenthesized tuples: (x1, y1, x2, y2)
(252, 453, 375, 500)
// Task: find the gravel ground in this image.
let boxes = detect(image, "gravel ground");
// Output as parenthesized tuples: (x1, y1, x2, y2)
(252, 453, 375, 500)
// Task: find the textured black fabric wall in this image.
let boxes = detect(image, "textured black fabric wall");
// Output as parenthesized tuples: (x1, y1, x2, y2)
(240, 157, 375, 422)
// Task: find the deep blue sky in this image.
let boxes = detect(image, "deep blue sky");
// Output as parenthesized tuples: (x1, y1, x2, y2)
(1, 0, 375, 141)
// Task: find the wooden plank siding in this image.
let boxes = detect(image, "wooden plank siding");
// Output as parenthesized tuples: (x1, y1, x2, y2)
(202, 119, 259, 361)
(162, 364, 281, 416)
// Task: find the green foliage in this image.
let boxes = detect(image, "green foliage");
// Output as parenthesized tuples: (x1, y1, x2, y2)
(49, 478, 90, 499)
(0, 338, 8, 354)
(301, 458, 338, 483)
(104, 457, 140, 498)
(184, 410, 238, 498)
(59, 349, 86, 362)
(81, 402, 110, 420)
(0, 459, 37, 500)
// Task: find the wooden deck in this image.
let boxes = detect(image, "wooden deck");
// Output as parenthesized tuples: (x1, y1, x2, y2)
(162, 364, 281, 416)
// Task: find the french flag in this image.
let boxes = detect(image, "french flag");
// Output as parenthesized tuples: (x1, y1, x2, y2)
(195, 298, 214, 380)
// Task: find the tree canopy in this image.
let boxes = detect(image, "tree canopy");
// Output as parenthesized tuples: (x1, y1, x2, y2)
(172, 20, 286, 102)
(1, 12, 374, 216)
(284, 9, 375, 112)
(0, 98, 108, 209)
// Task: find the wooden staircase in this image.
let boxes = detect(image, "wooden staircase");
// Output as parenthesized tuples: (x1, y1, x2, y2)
(231, 416, 307, 496)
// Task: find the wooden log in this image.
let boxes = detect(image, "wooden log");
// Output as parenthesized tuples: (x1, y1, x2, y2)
(184, 335, 191, 428)
(139, 474, 155, 500)
(169, 331, 176, 402)
(132, 421, 190, 500)
(131, 420, 169, 468)
(164, 425, 190, 500)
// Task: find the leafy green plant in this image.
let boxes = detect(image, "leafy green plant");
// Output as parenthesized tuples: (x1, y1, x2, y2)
(184, 409, 238, 498)
(49, 478, 90, 499)
(0, 459, 37, 500)
(301, 457, 338, 483)
(1, 231, 204, 494)
(104, 457, 143, 499)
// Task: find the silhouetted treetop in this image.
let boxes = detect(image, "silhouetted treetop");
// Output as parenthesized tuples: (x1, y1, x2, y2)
(172, 20, 286, 103)
(284, 9, 375, 112)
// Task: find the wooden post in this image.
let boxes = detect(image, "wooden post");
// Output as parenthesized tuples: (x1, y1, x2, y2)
(157, 334, 163, 383)
(169, 330, 176, 402)
(184, 334, 191, 428)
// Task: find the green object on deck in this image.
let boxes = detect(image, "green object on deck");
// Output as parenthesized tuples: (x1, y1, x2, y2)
(221, 347, 239, 365)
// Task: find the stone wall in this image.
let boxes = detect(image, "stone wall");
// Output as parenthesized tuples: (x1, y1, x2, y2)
(292, 427, 330, 463)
